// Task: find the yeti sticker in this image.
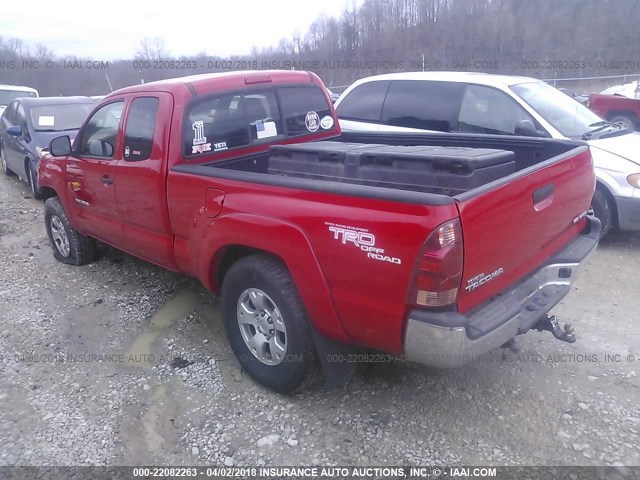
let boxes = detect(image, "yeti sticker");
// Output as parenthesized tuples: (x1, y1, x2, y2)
(305, 111, 320, 132)
(192, 121, 207, 145)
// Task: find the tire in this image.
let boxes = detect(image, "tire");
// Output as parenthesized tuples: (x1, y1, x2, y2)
(0, 146, 13, 176)
(221, 254, 318, 393)
(27, 162, 43, 200)
(44, 197, 98, 265)
(610, 115, 637, 131)
(591, 188, 613, 238)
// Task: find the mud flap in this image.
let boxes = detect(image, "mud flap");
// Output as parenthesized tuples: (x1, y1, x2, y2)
(310, 326, 357, 389)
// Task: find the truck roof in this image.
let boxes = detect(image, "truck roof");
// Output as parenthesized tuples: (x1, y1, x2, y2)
(350, 71, 541, 88)
(15, 96, 95, 106)
(110, 70, 321, 100)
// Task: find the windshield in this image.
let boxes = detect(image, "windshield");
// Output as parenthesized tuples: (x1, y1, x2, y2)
(30, 103, 95, 132)
(511, 82, 608, 138)
(0, 90, 37, 106)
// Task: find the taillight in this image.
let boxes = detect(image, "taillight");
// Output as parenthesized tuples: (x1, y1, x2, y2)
(408, 219, 463, 308)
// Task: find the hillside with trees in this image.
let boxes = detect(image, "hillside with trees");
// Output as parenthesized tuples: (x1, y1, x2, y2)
(1, 0, 639, 95)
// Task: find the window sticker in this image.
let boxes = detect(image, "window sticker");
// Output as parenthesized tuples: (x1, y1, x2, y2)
(320, 115, 334, 130)
(213, 141, 228, 151)
(192, 120, 207, 145)
(256, 121, 278, 139)
(192, 143, 212, 154)
(39, 116, 55, 127)
(305, 111, 320, 132)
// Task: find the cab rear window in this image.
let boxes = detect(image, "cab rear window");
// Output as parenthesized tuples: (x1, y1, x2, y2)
(278, 86, 333, 137)
(183, 85, 333, 157)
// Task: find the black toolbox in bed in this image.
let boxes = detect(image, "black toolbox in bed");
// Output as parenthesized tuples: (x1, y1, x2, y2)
(268, 141, 516, 194)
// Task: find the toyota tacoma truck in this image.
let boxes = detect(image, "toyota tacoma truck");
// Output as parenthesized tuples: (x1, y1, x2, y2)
(38, 71, 600, 393)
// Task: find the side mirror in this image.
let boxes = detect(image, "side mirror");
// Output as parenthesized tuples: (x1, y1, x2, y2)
(515, 119, 544, 137)
(49, 136, 72, 156)
(7, 126, 22, 137)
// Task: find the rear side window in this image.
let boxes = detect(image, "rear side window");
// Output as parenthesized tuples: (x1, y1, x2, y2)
(183, 86, 333, 157)
(336, 81, 390, 121)
(123, 97, 159, 161)
(184, 93, 250, 156)
(381, 80, 465, 132)
(278, 86, 333, 137)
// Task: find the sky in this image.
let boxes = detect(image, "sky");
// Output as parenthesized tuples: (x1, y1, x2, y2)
(0, 0, 356, 59)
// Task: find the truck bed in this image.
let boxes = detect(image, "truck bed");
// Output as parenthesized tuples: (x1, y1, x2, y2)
(179, 132, 585, 201)
(168, 130, 595, 355)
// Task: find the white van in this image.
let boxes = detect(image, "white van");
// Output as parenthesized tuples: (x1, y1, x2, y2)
(0, 85, 39, 115)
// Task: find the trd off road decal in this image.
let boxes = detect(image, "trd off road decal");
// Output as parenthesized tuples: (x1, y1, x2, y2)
(325, 222, 401, 265)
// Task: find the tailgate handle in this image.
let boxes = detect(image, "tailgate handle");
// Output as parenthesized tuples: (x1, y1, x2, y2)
(532, 184, 555, 211)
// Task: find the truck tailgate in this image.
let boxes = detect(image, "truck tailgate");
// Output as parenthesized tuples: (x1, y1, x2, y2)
(455, 145, 595, 314)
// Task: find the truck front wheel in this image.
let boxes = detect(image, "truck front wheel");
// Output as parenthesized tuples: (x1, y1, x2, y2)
(44, 197, 97, 265)
(221, 254, 317, 393)
(610, 114, 637, 131)
(591, 188, 614, 238)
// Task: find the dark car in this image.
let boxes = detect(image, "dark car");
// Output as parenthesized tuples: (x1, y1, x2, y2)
(559, 87, 589, 105)
(0, 96, 95, 198)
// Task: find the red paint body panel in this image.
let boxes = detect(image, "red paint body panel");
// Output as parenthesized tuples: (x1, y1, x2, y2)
(455, 147, 595, 314)
(170, 174, 459, 351)
(115, 92, 176, 269)
(588, 93, 640, 122)
(38, 70, 597, 357)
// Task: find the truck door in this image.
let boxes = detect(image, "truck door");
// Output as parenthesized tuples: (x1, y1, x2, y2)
(67, 100, 124, 244)
(115, 93, 176, 269)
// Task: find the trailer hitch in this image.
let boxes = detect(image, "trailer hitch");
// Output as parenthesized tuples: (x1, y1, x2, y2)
(536, 315, 577, 343)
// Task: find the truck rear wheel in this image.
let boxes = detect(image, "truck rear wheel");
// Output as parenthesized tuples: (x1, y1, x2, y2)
(44, 197, 97, 265)
(221, 254, 317, 393)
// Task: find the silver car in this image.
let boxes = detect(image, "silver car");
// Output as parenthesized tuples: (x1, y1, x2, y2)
(335, 72, 640, 237)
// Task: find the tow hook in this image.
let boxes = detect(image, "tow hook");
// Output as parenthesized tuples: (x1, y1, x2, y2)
(536, 315, 577, 343)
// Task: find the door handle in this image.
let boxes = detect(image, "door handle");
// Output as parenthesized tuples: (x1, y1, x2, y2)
(100, 176, 113, 185)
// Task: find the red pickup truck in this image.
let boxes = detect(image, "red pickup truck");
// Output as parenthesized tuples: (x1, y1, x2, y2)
(38, 71, 600, 393)
(588, 93, 640, 131)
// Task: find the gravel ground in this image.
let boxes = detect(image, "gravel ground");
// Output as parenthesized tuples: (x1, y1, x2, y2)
(0, 172, 639, 470)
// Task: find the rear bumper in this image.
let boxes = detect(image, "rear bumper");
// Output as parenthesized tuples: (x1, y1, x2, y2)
(615, 195, 640, 231)
(404, 216, 601, 368)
